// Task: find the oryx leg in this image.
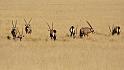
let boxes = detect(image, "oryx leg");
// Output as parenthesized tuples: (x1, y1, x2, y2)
(80, 29, 82, 38)
(50, 33, 53, 39)
(70, 32, 73, 37)
(53, 35, 56, 41)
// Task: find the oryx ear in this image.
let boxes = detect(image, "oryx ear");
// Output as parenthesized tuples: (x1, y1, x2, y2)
(28, 24, 30, 26)
(118, 26, 120, 29)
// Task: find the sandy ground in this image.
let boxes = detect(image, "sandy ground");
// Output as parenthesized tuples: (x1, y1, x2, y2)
(0, 0, 124, 70)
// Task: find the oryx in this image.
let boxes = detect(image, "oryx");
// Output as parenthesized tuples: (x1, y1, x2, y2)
(11, 20, 18, 40)
(69, 26, 75, 38)
(17, 28, 24, 41)
(48, 22, 57, 40)
(24, 18, 32, 34)
(41, 17, 57, 41)
(80, 20, 94, 38)
(109, 25, 120, 35)
(46, 22, 57, 40)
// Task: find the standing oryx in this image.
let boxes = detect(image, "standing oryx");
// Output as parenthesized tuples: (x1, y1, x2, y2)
(24, 18, 32, 34)
(69, 26, 76, 38)
(17, 28, 24, 41)
(46, 22, 57, 41)
(109, 25, 120, 35)
(41, 17, 57, 41)
(11, 20, 18, 40)
(80, 20, 94, 38)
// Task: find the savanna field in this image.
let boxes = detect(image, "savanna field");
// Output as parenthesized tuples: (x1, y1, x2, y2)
(0, 0, 124, 70)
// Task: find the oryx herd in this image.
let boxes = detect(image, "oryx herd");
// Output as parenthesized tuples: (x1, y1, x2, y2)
(7, 18, 121, 41)
(9, 18, 32, 41)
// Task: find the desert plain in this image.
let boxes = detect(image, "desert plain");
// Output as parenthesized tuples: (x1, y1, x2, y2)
(0, 0, 124, 70)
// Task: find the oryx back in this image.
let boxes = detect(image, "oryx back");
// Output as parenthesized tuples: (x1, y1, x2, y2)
(80, 27, 92, 34)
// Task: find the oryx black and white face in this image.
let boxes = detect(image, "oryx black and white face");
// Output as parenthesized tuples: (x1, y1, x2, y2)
(24, 18, 32, 34)
(11, 20, 18, 39)
(49, 29, 56, 40)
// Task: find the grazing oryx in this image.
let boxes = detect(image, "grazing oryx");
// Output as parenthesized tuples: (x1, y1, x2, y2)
(46, 22, 57, 41)
(24, 18, 32, 34)
(80, 20, 94, 38)
(69, 26, 75, 38)
(109, 25, 120, 35)
(17, 28, 24, 41)
(11, 20, 18, 40)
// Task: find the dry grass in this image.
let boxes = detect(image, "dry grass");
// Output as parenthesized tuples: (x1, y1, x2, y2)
(0, 0, 124, 70)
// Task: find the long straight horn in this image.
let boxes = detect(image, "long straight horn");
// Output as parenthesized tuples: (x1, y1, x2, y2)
(112, 24, 114, 30)
(108, 26, 111, 32)
(24, 18, 27, 24)
(52, 22, 53, 30)
(15, 20, 17, 27)
(86, 20, 93, 29)
(47, 22, 51, 30)
(40, 17, 51, 30)
(28, 18, 32, 24)
(44, 20, 51, 30)
(12, 20, 14, 27)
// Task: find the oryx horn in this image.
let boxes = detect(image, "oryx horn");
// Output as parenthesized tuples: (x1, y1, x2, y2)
(15, 20, 17, 27)
(12, 20, 14, 27)
(108, 26, 111, 32)
(86, 20, 93, 29)
(52, 22, 53, 30)
(28, 18, 32, 24)
(24, 18, 28, 24)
